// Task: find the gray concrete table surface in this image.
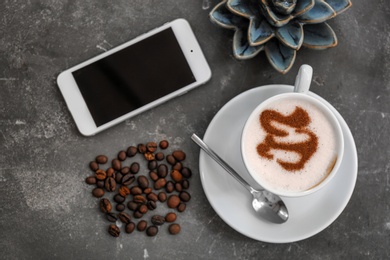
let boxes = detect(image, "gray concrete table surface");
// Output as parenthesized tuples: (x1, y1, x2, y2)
(1, 0, 389, 259)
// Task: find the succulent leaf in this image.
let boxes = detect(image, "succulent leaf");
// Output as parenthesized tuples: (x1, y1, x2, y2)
(271, 0, 297, 15)
(292, 0, 315, 16)
(234, 27, 264, 59)
(227, 0, 261, 19)
(249, 17, 275, 46)
(302, 22, 337, 49)
(298, 0, 336, 24)
(210, 1, 242, 29)
(260, 0, 294, 27)
(275, 21, 303, 50)
(324, 0, 352, 14)
(265, 39, 296, 74)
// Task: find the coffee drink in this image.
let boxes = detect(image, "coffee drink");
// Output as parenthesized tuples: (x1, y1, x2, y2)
(242, 96, 339, 193)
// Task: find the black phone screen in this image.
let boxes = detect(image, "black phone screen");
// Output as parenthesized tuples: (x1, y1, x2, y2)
(72, 27, 195, 127)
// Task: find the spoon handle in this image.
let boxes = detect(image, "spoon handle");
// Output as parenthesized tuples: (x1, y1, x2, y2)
(191, 134, 253, 192)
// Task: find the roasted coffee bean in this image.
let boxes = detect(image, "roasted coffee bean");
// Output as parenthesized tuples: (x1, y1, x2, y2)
(154, 178, 167, 190)
(149, 171, 158, 181)
(120, 166, 130, 175)
(118, 150, 127, 161)
(133, 195, 147, 204)
(168, 224, 181, 235)
(105, 177, 116, 192)
(143, 187, 152, 194)
(179, 191, 191, 202)
(144, 152, 155, 161)
(146, 226, 158, 236)
(177, 203, 186, 212)
(138, 204, 148, 214)
(148, 160, 157, 170)
(167, 195, 180, 208)
(89, 161, 99, 171)
(127, 201, 139, 211)
(112, 159, 121, 171)
(181, 167, 192, 179)
(147, 200, 157, 210)
(133, 210, 143, 219)
(137, 176, 149, 189)
(95, 169, 107, 181)
(96, 155, 108, 164)
(114, 194, 125, 204)
(173, 162, 182, 171)
(106, 167, 115, 177)
(121, 174, 135, 186)
(130, 162, 140, 174)
(137, 143, 147, 154)
(147, 192, 158, 202)
(106, 212, 118, 222)
(165, 181, 174, 193)
(165, 212, 177, 223)
(85, 176, 96, 185)
(155, 152, 164, 161)
(92, 188, 104, 198)
(125, 222, 136, 233)
(116, 203, 125, 212)
(166, 155, 176, 165)
(172, 150, 186, 161)
(181, 179, 190, 189)
(151, 215, 166, 226)
(115, 172, 123, 183)
(137, 220, 148, 231)
(159, 140, 169, 149)
(108, 224, 120, 237)
(99, 198, 112, 213)
(126, 146, 138, 157)
(118, 186, 130, 197)
(118, 212, 132, 224)
(146, 142, 158, 153)
(96, 180, 105, 188)
(130, 186, 142, 195)
(157, 164, 168, 178)
(171, 170, 183, 182)
(158, 192, 167, 202)
(175, 182, 183, 192)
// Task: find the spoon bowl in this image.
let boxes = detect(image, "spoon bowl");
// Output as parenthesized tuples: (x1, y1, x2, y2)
(191, 134, 289, 224)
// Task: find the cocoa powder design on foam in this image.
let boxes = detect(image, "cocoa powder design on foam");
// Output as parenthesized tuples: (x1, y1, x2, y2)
(256, 106, 318, 171)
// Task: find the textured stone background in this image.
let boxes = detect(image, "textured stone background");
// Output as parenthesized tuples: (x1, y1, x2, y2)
(0, 0, 389, 259)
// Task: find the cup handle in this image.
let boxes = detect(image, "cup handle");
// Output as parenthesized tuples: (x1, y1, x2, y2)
(294, 64, 313, 94)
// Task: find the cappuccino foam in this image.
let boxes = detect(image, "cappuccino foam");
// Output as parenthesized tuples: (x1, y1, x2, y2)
(243, 98, 338, 193)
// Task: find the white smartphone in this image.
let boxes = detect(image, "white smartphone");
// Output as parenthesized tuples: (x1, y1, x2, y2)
(57, 18, 211, 136)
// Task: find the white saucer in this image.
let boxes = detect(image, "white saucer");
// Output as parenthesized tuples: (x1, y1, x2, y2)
(198, 85, 358, 243)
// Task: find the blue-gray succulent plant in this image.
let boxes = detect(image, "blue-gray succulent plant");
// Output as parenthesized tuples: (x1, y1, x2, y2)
(210, 0, 352, 73)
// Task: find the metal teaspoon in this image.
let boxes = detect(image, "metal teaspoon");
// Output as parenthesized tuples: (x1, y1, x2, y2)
(191, 133, 289, 224)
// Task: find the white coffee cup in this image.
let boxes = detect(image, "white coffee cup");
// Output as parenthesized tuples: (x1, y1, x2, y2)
(241, 65, 344, 197)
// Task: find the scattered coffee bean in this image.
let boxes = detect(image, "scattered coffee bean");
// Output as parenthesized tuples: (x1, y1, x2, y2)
(118, 151, 127, 161)
(151, 215, 165, 225)
(89, 161, 99, 171)
(146, 226, 158, 236)
(120, 166, 130, 175)
(106, 168, 115, 177)
(118, 186, 130, 197)
(96, 155, 108, 164)
(165, 181, 174, 193)
(118, 212, 132, 224)
(115, 172, 123, 183)
(130, 162, 140, 174)
(126, 146, 138, 157)
(133, 195, 147, 204)
(167, 195, 180, 208)
(121, 174, 135, 186)
(147, 200, 157, 210)
(127, 201, 139, 211)
(157, 164, 168, 178)
(181, 179, 190, 189)
(149, 171, 158, 181)
(171, 170, 183, 182)
(158, 192, 167, 202)
(137, 220, 148, 231)
(92, 188, 104, 198)
(112, 159, 121, 171)
(133, 211, 143, 219)
(181, 167, 192, 179)
(99, 198, 112, 213)
(105, 177, 116, 192)
(168, 224, 181, 235)
(125, 222, 136, 233)
(144, 152, 155, 161)
(154, 178, 167, 190)
(179, 191, 191, 202)
(175, 182, 183, 192)
(113, 194, 125, 204)
(95, 169, 107, 181)
(159, 140, 169, 149)
(137, 143, 147, 154)
(96, 180, 105, 188)
(85, 176, 96, 185)
(137, 176, 149, 189)
(177, 203, 186, 212)
(173, 162, 182, 171)
(172, 150, 186, 161)
(147, 192, 158, 202)
(108, 224, 120, 237)
(148, 160, 157, 170)
(130, 186, 142, 195)
(106, 212, 118, 222)
(166, 155, 176, 165)
(138, 204, 148, 214)
(146, 142, 158, 153)
(155, 152, 164, 161)
(165, 212, 177, 223)
(116, 204, 125, 212)
(143, 187, 152, 194)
